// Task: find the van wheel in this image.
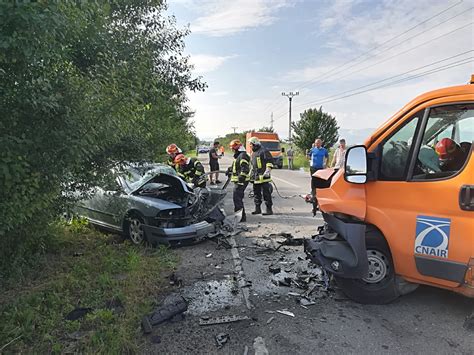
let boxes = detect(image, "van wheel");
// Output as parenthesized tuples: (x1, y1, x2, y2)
(125, 213, 146, 245)
(334, 227, 400, 304)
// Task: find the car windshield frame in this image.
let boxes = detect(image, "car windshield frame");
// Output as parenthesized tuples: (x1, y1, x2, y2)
(120, 164, 177, 193)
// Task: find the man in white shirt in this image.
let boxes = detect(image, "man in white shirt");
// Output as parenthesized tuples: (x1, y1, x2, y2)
(331, 139, 347, 169)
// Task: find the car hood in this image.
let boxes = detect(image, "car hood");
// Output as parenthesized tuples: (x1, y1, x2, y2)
(130, 172, 192, 195)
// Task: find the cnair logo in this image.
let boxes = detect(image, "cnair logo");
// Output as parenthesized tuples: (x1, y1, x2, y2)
(415, 216, 451, 258)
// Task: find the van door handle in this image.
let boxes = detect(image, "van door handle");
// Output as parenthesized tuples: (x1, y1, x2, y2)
(459, 185, 474, 211)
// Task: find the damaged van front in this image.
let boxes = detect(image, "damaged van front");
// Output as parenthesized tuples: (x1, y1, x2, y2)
(305, 79, 474, 304)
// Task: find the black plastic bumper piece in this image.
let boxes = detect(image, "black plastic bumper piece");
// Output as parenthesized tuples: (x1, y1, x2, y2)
(304, 213, 369, 278)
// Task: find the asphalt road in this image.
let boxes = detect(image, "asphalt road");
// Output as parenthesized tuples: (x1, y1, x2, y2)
(144, 153, 473, 354)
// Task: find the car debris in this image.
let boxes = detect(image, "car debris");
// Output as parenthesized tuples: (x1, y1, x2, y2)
(245, 256, 256, 262)
(269, 265, 281, 274)
(243, 345, 249, 355)
(141, 296, 188, 334)
(206, 253, 213, 258)
(276, 310, 295, 317)
(266, 316, 275, 324)
(464, 312, 474, 331)
(215, 333, 230, 349)
(199, 314, 250, 326)
(253, 336, 269, 355)
(65, 307, 93, 321)
(168, 273, 183, 287)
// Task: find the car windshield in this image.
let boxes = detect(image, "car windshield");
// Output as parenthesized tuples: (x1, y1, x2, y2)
(261, 141, 280, 151)
(122, 164, 177, 192)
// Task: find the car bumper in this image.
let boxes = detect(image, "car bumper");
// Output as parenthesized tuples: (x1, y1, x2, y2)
(142, 221, 216, 245)
(304, 212, 369, 278)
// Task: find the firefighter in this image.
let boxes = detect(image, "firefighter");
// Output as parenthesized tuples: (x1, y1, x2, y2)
(174, 153, 206, 188)
(248, 137, 274, 215)
(166, 144, 182, 170)
(227, 139, 251, 222)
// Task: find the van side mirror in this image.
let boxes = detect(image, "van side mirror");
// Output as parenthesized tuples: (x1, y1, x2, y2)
(344, 145, 368, 184)
(281, 147, 285, 153)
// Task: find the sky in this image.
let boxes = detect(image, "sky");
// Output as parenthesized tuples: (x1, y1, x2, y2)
(167, 0, 474, 143)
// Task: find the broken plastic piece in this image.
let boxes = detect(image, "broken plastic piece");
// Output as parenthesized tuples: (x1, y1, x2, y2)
(199, 314, 250, 326)
(276, 310, 295, 317)
(266, 316, 275, 324)
(269, 265, 281, 274)
(141, 296, 188, 334)
(215, 333, 229, 348)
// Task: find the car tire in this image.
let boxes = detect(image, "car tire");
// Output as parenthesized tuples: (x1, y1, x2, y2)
(334, 227, 400, 305)
(125, 213, 146, 245)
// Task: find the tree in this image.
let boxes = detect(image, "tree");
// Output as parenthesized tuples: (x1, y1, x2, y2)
(291, 107, 339, 151)
(0, 1, 205, 272)
(257, 126, 274, 132)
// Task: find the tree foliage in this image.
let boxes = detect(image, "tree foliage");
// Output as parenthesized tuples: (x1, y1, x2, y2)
(291, 107, 339, 151)
(0, 1, 205, 270)
(257, 126, 275, 132)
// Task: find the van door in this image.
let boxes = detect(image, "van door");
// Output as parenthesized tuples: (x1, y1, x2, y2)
(366, 103, 473, 288)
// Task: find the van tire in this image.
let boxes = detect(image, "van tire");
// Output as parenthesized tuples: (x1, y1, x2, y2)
(334, 227, 400, 304)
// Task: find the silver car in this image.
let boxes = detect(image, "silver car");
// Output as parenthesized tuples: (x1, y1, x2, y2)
(73, 164, 226, 245)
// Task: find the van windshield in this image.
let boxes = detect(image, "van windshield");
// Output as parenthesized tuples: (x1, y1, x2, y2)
(261, 141, 281, 151)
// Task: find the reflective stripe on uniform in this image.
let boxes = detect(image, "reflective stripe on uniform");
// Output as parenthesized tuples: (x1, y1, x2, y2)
(256, 157, 262, 169)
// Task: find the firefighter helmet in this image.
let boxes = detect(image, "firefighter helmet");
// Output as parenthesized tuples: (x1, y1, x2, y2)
(166, 144, 179, 155)
(248, 137, 261, 146)
(435, 138, 458, 160)
(174, 153, 187, 165)
(229, 139, 242, 150)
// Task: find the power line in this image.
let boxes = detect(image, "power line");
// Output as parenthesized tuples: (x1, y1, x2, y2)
(272, 21, 473, 119)
(292, 50, 473, 110)
(265, 1, 469, 116)
(293, 58, 473, 109)
(294, 1, 467, 92)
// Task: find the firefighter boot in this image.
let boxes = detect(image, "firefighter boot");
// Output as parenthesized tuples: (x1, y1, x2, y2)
(251, 205, 262, 215)
(262, 205, 273, 216)
(240, 209, 246, 222)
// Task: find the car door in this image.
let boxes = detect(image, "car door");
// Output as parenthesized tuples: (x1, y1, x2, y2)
(365, 102, 473, 288)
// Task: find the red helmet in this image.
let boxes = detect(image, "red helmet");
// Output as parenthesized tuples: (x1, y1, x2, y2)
(229, 139, 242, 150)
(174, 153, 187, 165)
(166, 144, 179, 155)
(435, 138, 458, 160)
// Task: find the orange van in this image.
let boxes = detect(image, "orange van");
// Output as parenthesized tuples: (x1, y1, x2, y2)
(305, 76, 474, 304)
(246, 131, 283, 168)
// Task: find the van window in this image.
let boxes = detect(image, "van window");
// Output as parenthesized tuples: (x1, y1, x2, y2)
(261, 141, 280, 151)
(412, 104, 473, 180)
(379, 114, 421, 180)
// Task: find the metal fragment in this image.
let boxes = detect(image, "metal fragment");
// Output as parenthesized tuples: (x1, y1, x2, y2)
(199, 314, 250, 326)
(276, 310, 295, 317)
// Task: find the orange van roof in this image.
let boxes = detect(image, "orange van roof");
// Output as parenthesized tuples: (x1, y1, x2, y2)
(365, 82, 474, 146)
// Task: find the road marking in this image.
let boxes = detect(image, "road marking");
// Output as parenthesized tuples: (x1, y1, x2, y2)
(272, 175, 300, 188)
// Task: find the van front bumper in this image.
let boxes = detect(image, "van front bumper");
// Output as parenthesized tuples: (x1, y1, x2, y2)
(304, 213, 369, 278)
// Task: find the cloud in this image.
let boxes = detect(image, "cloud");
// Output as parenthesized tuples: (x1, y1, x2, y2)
(188, 0, 295, 36)
(189, 54, 236, 73)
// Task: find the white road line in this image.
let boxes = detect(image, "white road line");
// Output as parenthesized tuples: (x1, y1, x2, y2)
(272, 175, 300, 188)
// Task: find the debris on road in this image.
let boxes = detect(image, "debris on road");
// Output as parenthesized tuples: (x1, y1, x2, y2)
(276, 310, 295, 317)
(243, 345, 249, 355)
(141, 296, 188, 334)
(269, 265, 281, 274)
(65, 307, 93, 321)
(199, 314, 250, 326)
(215, 333, 230, 349)
(266, 316, 275, 324)
(168, 273, 183, 287)
(206, 253, 213, 258)
(245, 256, 256, 262)
(253, 336, 269, 355)
(464, 312, 474, 331)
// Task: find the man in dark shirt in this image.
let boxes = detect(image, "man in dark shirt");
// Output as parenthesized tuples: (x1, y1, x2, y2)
(209, 141, 221, 185)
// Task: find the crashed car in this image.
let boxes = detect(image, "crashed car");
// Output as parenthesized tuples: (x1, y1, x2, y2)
(73, 163, 226, 245)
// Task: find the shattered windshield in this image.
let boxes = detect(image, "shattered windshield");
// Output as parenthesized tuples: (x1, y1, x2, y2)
(122, 165, 177, 192)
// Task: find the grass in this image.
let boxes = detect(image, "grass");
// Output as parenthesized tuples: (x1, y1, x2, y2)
(0, 220, 177, 353)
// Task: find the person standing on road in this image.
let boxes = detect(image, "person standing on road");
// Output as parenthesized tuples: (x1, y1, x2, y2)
(174, 153, 206, 188)
(227, 139, 251, 222)
(287, 146, 294, 170)
(209, 141, 222, 185)
(165, 144, 182, 170)
(248, 137, 274, 215)
(307, 138, 329, 211)
(331, 138, 347, 170)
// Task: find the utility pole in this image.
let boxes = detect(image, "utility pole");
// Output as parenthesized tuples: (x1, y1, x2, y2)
(281, 91, 299, 142)
(270, 112, 274, 130)
(231, 126, 238, 134)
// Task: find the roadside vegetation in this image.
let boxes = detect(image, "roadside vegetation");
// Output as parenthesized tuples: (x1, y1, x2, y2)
(0, 1, 202, 276)
(0, 220, 177, 353)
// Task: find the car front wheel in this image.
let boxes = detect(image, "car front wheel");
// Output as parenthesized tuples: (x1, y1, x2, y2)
(334, 227, 400, 304)
(126, 214, 146, 245)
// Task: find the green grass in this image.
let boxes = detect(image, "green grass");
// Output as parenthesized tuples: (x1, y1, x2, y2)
(0, 220, 177, 353)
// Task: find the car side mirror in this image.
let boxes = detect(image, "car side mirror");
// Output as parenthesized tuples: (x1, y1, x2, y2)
(344, 145, 368, 184)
